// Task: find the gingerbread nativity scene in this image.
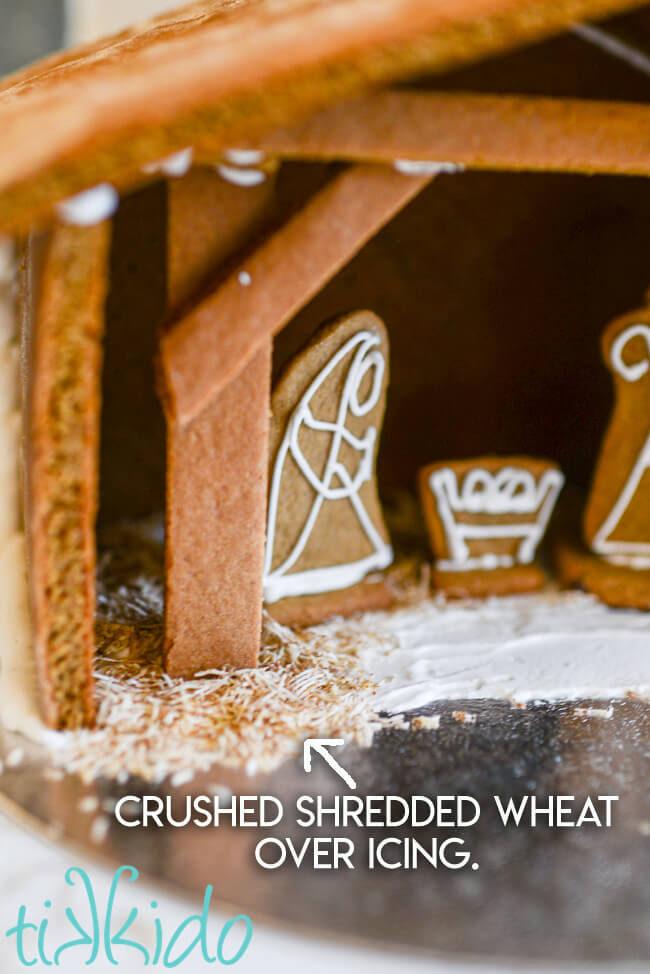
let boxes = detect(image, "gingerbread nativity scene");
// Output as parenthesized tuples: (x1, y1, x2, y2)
(0, 0, 648, 763)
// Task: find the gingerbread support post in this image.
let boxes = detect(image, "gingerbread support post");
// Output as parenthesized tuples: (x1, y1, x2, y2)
(164, 349, 271, 677)
(163, 169, 276, 677)
(161, 164, 433, 673)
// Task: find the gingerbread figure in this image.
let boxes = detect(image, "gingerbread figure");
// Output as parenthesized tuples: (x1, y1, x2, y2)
(265, 311, 394, 626)
(585, 312, 650, 566)
(558, 300, 650, 609)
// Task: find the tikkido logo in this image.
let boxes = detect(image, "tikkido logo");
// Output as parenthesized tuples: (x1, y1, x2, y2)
(5, 866, 253, 968)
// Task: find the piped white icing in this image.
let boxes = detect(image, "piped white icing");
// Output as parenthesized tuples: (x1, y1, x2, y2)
(216, 164, 267, 187)
(142, 147, 194, 178)
(393, 160, 464, 176)
(264, 330, 393, 603)
(611, 324, 650, 381)
(429, 466, 564, 571)
(57, 183, 119, 226)
(215, 150, 269, 186)
(223, 148, 266, 167)
(592, 323, 650, 566)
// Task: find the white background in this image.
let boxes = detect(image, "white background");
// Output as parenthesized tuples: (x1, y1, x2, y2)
(65, 0, 186, 43)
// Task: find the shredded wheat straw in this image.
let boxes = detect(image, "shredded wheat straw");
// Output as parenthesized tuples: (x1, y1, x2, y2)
(42, 518, 413, 784)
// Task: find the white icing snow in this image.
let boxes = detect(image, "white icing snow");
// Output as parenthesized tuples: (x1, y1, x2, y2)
(339, 591, 650, 714)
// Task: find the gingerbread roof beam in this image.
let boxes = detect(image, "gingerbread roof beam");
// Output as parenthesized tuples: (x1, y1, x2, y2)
(0, 0, 644, 233)
(257, 91, 650, 177)
(159, 163, 433, 427)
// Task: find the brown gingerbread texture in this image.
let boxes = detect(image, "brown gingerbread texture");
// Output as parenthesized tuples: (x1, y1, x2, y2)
(159, 164, 431, 426)
(553, 299, 650, 610)
(260, 90, 650, 178)
(0, 0, 643, 234)
(583, 302, 650, 568)
(6, 0, 650, 733)
(418, 456, 564, 597)
(20, 224, 110, 729)
(556, 540, 650, 610)
(268, 578, 394, 628)
(152, 163, 428, 670)
(265, 310, 393, 625)
(163, 168, 276, 677)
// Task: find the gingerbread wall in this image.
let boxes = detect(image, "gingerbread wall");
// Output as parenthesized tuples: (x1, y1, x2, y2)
(277, 168, 650, 497)
(97, 162, 333, 526)
(96, 6, 650, 527)
(98, 163, 650, 533)
(100, 183, 167, 522)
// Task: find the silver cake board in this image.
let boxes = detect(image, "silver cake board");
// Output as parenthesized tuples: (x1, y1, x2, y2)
(1, 696, 649, 965)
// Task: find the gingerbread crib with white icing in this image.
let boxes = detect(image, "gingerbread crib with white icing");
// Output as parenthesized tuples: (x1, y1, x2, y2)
(419, 458, 565, 597)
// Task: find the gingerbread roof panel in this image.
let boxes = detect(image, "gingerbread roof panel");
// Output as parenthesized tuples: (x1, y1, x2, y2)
(0, 0, 646, 231)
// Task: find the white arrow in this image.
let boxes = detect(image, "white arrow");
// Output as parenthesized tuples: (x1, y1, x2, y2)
(303, 739, 357, 790)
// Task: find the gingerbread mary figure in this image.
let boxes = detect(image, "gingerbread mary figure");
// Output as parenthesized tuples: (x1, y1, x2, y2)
(264, 311, 394, 626)
(575, 300, 650, 608)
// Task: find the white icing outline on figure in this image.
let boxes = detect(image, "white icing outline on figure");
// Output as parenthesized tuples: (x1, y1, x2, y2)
(264, 330, 393, 603)
(592, 323, 650, 567)
(430, 466, 564, 572)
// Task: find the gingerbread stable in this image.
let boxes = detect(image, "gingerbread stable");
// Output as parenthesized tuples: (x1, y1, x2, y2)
(1, 0, 649, 729)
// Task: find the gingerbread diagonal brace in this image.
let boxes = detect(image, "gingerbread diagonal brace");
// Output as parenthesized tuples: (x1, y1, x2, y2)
(253, 91, 650, 177)
(159, 164, 432, 427)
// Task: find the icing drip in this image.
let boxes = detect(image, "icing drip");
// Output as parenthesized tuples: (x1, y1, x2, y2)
(216, 164, 267, 187)
(57, 183, 119, 226)
(142, 147, 193, 177)
(223, 148, 266, 167)
(216, 149, 268, 187)
(393, 160, 464, 176)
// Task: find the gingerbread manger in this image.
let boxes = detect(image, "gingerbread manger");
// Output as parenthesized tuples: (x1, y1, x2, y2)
(0, 0, 649, 733)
